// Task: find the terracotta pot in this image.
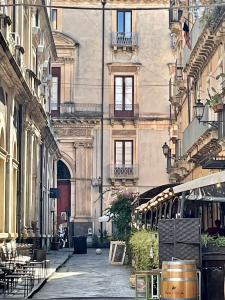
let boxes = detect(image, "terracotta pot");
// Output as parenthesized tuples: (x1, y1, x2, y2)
(212, 103, 224, 113)
(129, 274, 136, 288)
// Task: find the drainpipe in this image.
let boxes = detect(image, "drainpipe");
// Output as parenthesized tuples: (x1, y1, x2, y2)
(100, 0, 106, 242)
(187, 75, 191, 124)
(40, 145, 43, 241)
(17, 104, 23, 241)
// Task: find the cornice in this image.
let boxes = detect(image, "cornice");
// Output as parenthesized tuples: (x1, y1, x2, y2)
(53, 0, 169, 7)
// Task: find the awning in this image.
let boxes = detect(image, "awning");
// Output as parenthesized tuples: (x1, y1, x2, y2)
(173, 171, 225, 194)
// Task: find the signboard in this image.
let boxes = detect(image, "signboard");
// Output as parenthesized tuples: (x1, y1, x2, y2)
(50, 188, 60, 198)
(108, 241, 126, 265)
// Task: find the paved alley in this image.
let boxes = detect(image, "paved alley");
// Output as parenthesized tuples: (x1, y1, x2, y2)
(32, 249, 135, 299)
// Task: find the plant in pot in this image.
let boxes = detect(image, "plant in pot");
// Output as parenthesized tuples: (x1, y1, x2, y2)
(129, 230, 159, 288)
(201, 234, 225, 253)
(206, 73, 225, 113)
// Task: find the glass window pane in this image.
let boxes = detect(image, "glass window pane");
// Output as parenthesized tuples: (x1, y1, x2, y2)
(115, 77, 123, 111)
(125, 11, 131, 34)
(51, 9, 57, 30)
(125, 141, 132, 165)
(125, 77, 133, 111)
(117, 11, 124, 32)
(115, 142, 123, 165)
(51, 76, 58, 110)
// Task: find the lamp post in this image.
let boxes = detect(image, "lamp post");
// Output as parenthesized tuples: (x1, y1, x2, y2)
(193, 99, 219, 128)
(162, 142, 172, 172)
(100, 0, 106, 242)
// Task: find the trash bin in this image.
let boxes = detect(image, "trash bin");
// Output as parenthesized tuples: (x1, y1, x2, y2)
(73, 236, 87, 254)
(202, 266, 224, 300)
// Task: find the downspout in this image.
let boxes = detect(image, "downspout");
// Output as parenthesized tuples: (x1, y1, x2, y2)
(17, 104, 23, 241)
(40, 145, 43, 239)
(187, 75, 191, 124)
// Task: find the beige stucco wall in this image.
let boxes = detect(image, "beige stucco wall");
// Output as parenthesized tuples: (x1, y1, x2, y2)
(52, 0, 173, 235)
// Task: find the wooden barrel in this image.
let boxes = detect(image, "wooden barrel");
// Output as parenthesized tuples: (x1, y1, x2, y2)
(160, 260, 198, 300)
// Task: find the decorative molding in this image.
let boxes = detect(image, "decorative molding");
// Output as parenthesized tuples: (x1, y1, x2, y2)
(112, 129, 136, 136)
(107, 62, 142, 74)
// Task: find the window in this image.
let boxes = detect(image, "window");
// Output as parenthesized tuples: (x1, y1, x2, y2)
(35, 10, 40, 27)
(51, 9, 57, 30)
(51, 67, 60, 114)
(114, 76, 133, 116)
(117, 10, 132, 35)
(114, 140, 133, 165)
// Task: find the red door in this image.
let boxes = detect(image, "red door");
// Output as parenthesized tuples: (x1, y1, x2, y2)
(57, 181, 71, 226)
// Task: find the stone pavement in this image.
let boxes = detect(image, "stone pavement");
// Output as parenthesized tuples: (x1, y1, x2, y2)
(32, 249, 135, 299)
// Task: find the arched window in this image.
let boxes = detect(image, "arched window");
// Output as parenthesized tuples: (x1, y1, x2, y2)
(57, 160, 71, 180)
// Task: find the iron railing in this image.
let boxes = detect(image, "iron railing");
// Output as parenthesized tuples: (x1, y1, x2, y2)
(112, 32, 138, 48)
(60, 102, 101, 117)
(109, 104, 139, 119)
(109, 164, 138, 179)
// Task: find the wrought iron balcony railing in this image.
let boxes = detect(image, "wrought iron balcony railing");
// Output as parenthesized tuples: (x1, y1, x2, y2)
(109, 164, 138, 179)
(109, 104, 139, 119)
(60, 102, 102, 117)
(112, 32, 138, 48)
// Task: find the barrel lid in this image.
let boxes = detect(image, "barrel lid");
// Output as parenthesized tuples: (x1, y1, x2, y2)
(162, 260, 196, 265)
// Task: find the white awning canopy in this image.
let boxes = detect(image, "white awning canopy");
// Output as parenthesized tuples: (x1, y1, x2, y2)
(173, 171, 225, 194)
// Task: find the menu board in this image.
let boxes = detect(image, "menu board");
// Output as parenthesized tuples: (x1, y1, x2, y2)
(108, 241, 126, 265)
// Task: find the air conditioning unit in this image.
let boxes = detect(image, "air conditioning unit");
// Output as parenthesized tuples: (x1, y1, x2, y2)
(61, 212, 67, 221)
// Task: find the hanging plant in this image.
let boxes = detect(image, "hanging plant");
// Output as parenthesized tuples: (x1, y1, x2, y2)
(206, 73, 225, 113)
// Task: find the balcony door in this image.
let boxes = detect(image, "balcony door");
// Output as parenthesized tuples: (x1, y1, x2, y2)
(117, 11, 132, 39)
(114, 140, 134, 177)
(114, 76, 134, 117)
(51, 67, 61, 117)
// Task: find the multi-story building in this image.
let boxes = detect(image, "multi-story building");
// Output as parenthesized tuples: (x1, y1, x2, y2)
(167, 1, 225, 183)
(51, 0, 173, 236)
(0, 0, 60, 248)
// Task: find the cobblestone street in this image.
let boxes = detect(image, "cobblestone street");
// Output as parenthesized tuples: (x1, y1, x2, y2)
(32, 249, 135, 299)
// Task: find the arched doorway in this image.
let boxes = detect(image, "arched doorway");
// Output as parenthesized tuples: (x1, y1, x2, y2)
(57, 160, 71, 230)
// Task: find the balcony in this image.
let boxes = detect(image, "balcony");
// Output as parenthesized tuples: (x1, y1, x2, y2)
(183, 18, 206, 69)
(182, 106, 218, 157)
(60, 102, 101, 118)
(109, 164, 139, 180)
(111, 32, 138, 50)
(169, 79, 185, 107)
(109, 104, 139, 119)
(169, 8, 182, 34)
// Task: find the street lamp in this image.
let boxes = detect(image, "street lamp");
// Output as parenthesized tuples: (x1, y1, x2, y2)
(162, 142, 170, 157)
(193, 99, 205, 122)
(193, 99, 219, 128)
(162, 142, 173, 172)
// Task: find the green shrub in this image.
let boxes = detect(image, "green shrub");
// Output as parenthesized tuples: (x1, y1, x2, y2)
(129, 230, 159, 271)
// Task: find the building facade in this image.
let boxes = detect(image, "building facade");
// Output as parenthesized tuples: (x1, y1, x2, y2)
(51, 0, 173, 236)
(167, 1, 225, 181)
(0, 0, 60, 247)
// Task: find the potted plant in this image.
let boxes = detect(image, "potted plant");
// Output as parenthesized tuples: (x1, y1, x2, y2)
(206, 73, 225, 113)
(201, 234, 225, 253)
(129, 230, 159, 288)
